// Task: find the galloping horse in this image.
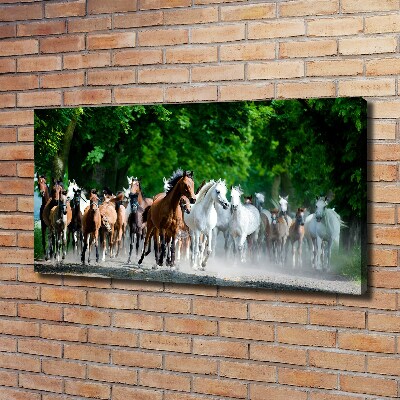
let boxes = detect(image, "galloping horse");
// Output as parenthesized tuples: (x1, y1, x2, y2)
(126, 177, 153, 263)
(36, 174, 50, 257)
(49, 190, 72, 262)
(139, 170, 196, 268)
(67, 187, 83, 253)
(287, 208, 306, 268)
(229, 186, 260, 263)
(185, 180, 230, 270)
(81, 192, 102, 264)
(304, 197, 345, 270)
(175, 196, 191, 262)
(111, 192, 126, 258)
(99, 192, 117, 261)
(254, 192, 271, 255)
(269, 208, 288, 265)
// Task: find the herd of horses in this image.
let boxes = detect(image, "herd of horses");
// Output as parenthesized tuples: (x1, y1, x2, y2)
(36, 170, 345, 273)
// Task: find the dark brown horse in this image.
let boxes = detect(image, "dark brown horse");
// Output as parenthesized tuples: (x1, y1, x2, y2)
(81, 192, 102, 264)
(126, 177, 153, 263)
(139, 170, 196, 267)
(36, 174, 50, 257)
(67, 187, 82, 253)
(99, 193, 117, 262)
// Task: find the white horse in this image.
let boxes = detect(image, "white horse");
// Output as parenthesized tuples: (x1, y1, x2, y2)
(66, 179, 88, 214)
(184, 180, 230, 270)
(229, 186, 261, 263)
(212, 201, 231, 257)
(304, 196, 345, 270)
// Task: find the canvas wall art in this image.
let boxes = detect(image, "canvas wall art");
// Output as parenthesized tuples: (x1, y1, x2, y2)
(34, 98, 367, 294)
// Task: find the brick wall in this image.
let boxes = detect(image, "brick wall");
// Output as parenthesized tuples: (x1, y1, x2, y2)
(0, 0, 399, 398)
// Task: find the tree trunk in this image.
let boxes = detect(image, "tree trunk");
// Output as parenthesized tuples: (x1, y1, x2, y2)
(52, 112, 79, 182)
(271, 174, 281, 202)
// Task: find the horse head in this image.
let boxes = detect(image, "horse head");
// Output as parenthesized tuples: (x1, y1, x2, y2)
(179, 197, 191, 214)
(279, 195, 289, 214)
(270, 208, 279, 226)
(213, 180, 229, 210)
(59, 190, 68, 216)
(296, 207, 306, 226)
(315, 197, 327, 222)
(66, 179, 80, 200)
(244, 195, 252, 204)
(89, 193, 100, 211)
(129, 177, 141, 195)
(230, 185, 243, 212)
(179, 174, 196, 204)
(37, 175, 48, 197)
(129, 192, 139, 213)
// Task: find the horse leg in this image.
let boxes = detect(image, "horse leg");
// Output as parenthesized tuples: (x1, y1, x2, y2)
(62, 226, 67, 260)
(81, 233, 87, 264)
(136, 231, 140, 256)
(316, 236, 322, 270)
(94, 231, 99, 263)
(138, 225, 154, 265)
(159, 231, 166, 266)
(88, 233, 93, 265)
(127, 227, 134, 264)
(170, 236, 176, 268)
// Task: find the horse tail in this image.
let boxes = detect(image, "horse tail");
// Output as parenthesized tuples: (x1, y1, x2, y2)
(142, 206, 151, 223)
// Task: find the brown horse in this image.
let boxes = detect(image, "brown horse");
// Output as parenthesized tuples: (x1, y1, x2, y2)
(42, 179, 64, 260)
(139, 170, 196, 267)
(110, 192, 126, 258)
(175, 196, 191, 262)
(99, 192, 117, 262)
(49, 190, 72, 262)
(36, 174, 50, 257)
(287, 208, 306, 269)
(81, 192, 102, 264)
(269, 208, 288, 265)
(127, 177, 153, 263)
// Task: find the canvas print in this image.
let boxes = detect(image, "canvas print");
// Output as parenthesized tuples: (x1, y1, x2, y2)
(34, 98, 367, 294)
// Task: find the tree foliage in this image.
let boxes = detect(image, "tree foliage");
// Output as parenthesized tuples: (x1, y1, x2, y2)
(34, 99, 366, 222)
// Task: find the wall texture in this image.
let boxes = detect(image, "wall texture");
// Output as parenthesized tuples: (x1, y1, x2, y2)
(0, 0, 399, 399)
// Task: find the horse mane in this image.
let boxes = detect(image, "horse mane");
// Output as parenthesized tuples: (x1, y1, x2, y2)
(195, 180, 215, 203)
(165, 169, 192, 194)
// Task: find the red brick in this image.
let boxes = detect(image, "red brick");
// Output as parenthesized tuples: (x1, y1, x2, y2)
(88, 291, 137, 309)
(371, 100, 400, 118)
(113, 386, 162, 400)
(277, 326, 336, 347)
(18, 338, 62, 357)
(112, 348, 162, 368)
(221, 42, 275, 61)
(367, 58, 400, 76)
(17, 162, 34, 175)
(88, 0, 137, 14)
(279, 367, 337, 389)
(0, 352, 40, 372)
(19, 373, 63, 393)
(219, 320, 274, 341)
(65, 380, 111, 399)
(42, 359, 86, 378)
(339, 331, 395, 353)
(18, 21, 66, 37)
(1, 3, 42, 22)
(64, 307, 111, 326)
(306, 59, 363, 77)
(368, 312, 400, 332)
(88, 364, 137, 384)
(64, 52, 111, 70)
(64, 343, 110, 363)
(0, 370, 17, 387)
(40, 35, 85, 53)
(63, 276, 111, 288)
(193, 298, 247, 318)
(114, 12, 163, 28)
(368, 205, 396, 223)
(368, 355, 400, 376)
(114, 87, 163, 104)
(339, 78, 396, 97)
(369, 143, 400, 161)
(0, 110, 33, 125)
(280, 39, 337, 58)
(0, 388, 40, 400)
(307, 17, 363, 36)
(164, 7, 218, 25)
(0, 232, 16, 246)
(365, 14, 400, 34)
(277, 81, 336, 99)
(45, 0, 85, 17)
(0, 300, 16, 316)
(164, 354, 217, 375)
(0, 248, 32, 264)
(0, 59, 15, 74)
(18, 91, 62, 107)
(309, 350, 365, 372)
(248, 20, 305, 39)
(18, 303, 62, 321)
(87, 32, 136, 50)
(340, 374, 397, 397)
(0, 74, 38, 91)
(138, 28, 188, 46)
(191, 24, 244, 43)
(0, 128, 16, 142)
(370, 226, 400, 245)
(0, 24, 16, 39)
(18, 197, 34, 212)
(68, 16, 112, 33)
(0, 93, 15, 108)
(140, 332, 191, 353)
(64, 89, 111, 105)
(165, 316, 217, 335)
(193, 338, 247, 359)
(41, 323, 87, 342)
(222, 3, 275, 21)
(166, 46, 217, 64)
(0, 337, 16, 352)
(140, 370, 191, 391)
(113, 49, 162, 66)
(192, 376, 247, 398)
(250, 303, 307, 323)
(0, 267, 17, 281)
(219, 83, 274, 101)
(251, 384, 307, 400)
(280, 0, 338, 16)
(138, 67, 189, 83)
(41, 71, 85, 88)
(0, 215, 32, 231)
(250, 343, 307, 365)
(370, 185, 400, 203)
(88, 69, 136, 86)
(17, 55, 61, 72)
(0, 162, 16, 176)
(0, 178, 32, 192)
(192, 64, 244, 82)
(140, 0, 190, 9)
(220, 360, 275, 382)
(41, 286, 86, 305)
(368, 248, 397, 267)
(310, 308, 365, 328)
(18, 266, 62, 285)
(277, 291, 337, 306)
(0, 198, 16, 212)
(368, 164, 397, 182)
(339, 37, 397, 56)
(340, 290, 396, 310)
(88, 327, 138, 347)
(113, 312, 163, 331)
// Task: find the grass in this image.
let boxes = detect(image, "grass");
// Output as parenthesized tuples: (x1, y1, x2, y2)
(332, 245, 364, 283)
(34, 220, 45, 260)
